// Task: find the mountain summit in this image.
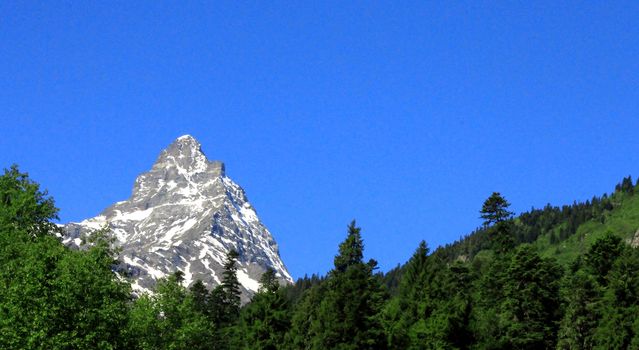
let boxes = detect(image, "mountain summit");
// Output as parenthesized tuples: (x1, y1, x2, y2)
(63, 135, 292, 298)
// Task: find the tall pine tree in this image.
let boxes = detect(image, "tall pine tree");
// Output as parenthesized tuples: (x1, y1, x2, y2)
(309, 220, 387, 349)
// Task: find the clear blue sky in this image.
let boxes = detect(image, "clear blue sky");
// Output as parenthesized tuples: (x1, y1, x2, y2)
(2, 2, 638, 278)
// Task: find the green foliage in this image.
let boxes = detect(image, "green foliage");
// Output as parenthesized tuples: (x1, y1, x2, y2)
(615, 175, 634, 195)
(222, 249, 242, 312)
(281, 273, 324, 306)
(383, 241, 431, 349)
(557, 270, 601, 350)
(0, 165, 59, 238)
(3, 166, 639, 350)
(288, 221, 387, 350)
(209, 249, 242, 329)
(480, 192, 514, 227)
(189, 279, 209, 315)
(333, 220, 365, 272)
(128, 272, 214, 350)
(314, 221, 387, 349)
(286, 281, 326, 349)
(437, 181, 624, 265)
(591, 248, 639, 349)
(470, 245, 563, 350)
(584, 232, 625, 284)
(238, 268, 290, 349)
(0, 166, 131, 349)
(500, 245, 563, 349)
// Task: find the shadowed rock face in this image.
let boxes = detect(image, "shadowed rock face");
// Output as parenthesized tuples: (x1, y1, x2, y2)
(63, 135, 292, 300)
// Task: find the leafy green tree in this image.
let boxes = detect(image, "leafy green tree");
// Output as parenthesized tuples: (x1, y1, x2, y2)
(0, 166, 131, 350)
(0, 165, 59, 238)
(46, 229, 132, 349)
(438, 261, 474, 349)
(127, 294, 163, 350)
(127, 272, 214, 350)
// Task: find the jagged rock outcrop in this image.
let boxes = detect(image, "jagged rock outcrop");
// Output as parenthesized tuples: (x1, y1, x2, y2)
(63, 135, 292, 299)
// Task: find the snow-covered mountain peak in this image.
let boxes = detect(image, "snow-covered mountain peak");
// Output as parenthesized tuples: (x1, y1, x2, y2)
(63, 136, 291, 300)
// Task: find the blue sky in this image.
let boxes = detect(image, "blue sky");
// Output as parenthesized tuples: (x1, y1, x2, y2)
(2, 2, 639, 278)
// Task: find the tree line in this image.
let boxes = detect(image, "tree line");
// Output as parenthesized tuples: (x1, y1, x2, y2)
(2, 165, 639, 349)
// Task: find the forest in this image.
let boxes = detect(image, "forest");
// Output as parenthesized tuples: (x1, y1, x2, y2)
(2, 164, 639, 350)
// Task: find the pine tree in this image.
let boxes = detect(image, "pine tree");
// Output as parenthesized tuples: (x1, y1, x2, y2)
(383, 241, 431, 349)
(189, 280, 209, 316)
(222, 249, 242, 318)
(500, 245, 563, 349)
(286, 281, 326, 349)
(592, 248, 639, 349)
(207, 249, 242, 350)
(239, 268, 290, 349)
(480, 192, 515, 253)
(209, 249, 242, 327)
(480, 192, 514, 226)
(309, 220, 387, 349)
(557, 270, 601, 350)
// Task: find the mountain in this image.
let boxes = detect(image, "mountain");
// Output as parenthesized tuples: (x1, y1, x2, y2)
(62, 135, 292, 299)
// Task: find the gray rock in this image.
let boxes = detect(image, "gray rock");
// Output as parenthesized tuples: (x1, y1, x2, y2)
(62, 135, 292, 301)
(628, 228, 639, 248)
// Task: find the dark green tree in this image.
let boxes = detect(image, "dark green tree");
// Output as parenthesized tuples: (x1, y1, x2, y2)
(391, 245, 474, 349)
(480, 192, 514, 227)
(189, 279, 210, 316)
(592, 247, 639, 349)
(239, 268, 290, 349)
(207, 249, 242, 350)
(584, 232, 625, 285)
(309, 220, 387, 349)
(209, 249, 241, 327)
(500, 245, 563, 349)
(557, 270, 601, 350)
(221, 249, 242, 319)
(383, 241, 432, 349)
(286, 281, 326, 349)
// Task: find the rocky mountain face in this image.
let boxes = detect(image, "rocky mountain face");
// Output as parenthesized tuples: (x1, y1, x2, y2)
(62, 135, 292, 299)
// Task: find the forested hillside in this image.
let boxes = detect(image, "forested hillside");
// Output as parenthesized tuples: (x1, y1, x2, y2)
(2, 165, 639, 349)
(434, 175, 637, 265)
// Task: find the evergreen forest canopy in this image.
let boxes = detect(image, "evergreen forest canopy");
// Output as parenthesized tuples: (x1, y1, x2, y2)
(2, 164, 639, 349)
